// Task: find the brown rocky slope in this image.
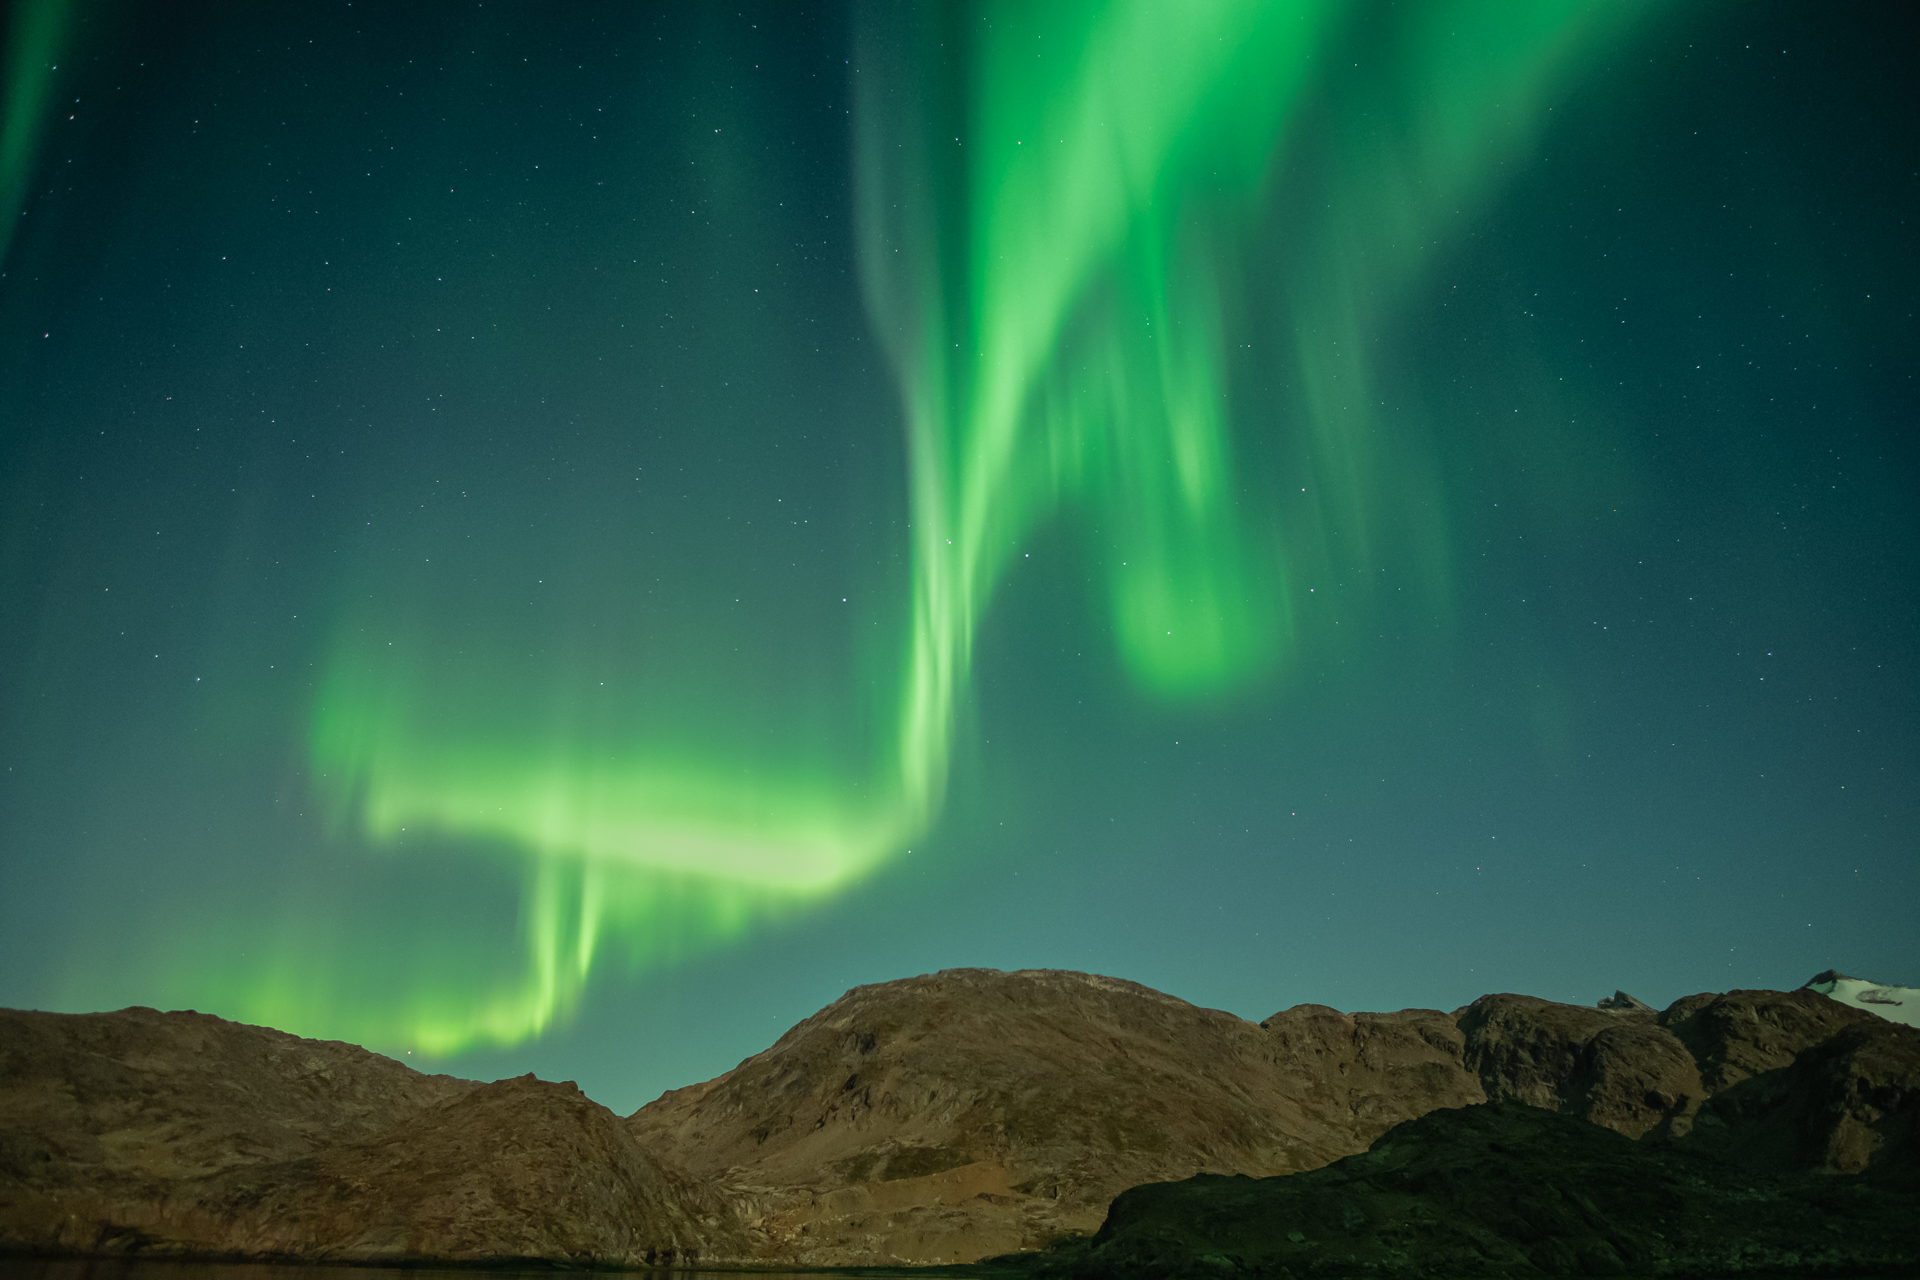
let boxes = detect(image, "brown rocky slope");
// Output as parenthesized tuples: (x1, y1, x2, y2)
(4, 968, 1915, 1267)
(625, 968, 1485, 1264)
(627, 969, 1918, 1266)
(0, 1006, 740, 1264)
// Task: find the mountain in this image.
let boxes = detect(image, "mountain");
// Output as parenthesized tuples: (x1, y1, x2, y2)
(1805, 969, 1920, 1029)
(3, 969, 1915, 1270)
(627, 971, 1918, 1265)
(624, 968, 1483, 1265)
(0, 1006, 739, 1265)
(996, 1101, 1918, 1280)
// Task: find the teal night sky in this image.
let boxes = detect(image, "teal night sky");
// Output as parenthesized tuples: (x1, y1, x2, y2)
(1, 1, 1913, 1113)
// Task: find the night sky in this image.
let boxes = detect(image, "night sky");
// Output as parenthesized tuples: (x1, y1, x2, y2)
(2, 0, 1914, 1113)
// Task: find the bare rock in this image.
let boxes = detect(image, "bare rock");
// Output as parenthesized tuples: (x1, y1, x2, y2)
(0, 1005, 474, 1182)
(0, 1008, 739, 1265)
(1807, 969, 1864, 985)
(1256, 1003, 1486, 1139)
(1457, 993, 1704, 1138)
(1596, 990, 1653, 1012)
(629, 972, 1920, 1264)
(1681, 1015, 1920, 1175)
(1662, 987, 1875, 1093)
(8, 971, 1916, 1269)
(628, 969, 1480, 1266)
(191, 1075, 735, 1264)
(1449, 985, 1915, 1165)
(997, 1102, 1920, 1280)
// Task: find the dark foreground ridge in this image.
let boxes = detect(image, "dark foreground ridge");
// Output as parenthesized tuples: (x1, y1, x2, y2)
(983, 1101, 1919, 1279)
(2, 969, 1917, 1272)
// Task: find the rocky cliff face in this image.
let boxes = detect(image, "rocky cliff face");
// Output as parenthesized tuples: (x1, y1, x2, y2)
(4, 970, 1915, 1269)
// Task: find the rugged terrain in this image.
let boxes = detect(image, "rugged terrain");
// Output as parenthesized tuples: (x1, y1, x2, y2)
(3, 969, 1917, 1269)
(0, 1005, 739, 1265)
(625, 971, 1920, 1265)
(995, 1101, 1920, 1280)
(625, 968, 1486, 1263)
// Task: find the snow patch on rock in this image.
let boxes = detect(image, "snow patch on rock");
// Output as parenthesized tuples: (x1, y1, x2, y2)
(1804, 970, 1920, 1028)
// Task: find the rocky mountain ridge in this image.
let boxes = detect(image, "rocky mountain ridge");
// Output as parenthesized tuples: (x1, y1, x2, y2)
(3, 969, 1916, 1270)
(1003, 1102, 1918, 1280)
(627, 970, 1918, 1265)
(0, 1005, 739, 1265)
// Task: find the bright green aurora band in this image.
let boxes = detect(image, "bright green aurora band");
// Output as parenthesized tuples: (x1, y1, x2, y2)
(201, 1, 1644, 1053)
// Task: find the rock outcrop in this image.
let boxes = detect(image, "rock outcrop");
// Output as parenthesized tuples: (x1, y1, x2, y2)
(997, 1101, 1920, 1280)
(1454, 986, 1920, 1177)
(626, 974, 1918, 1265)
(0, 1007, 741, 1265)
(4, 970, 1916, 1269)
(625, 970, 1485, 1265)
(0, 1004, 475, 1179)
(1456, 993, 1705, 1139)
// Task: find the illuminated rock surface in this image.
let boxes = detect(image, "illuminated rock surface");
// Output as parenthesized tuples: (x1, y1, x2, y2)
(631, 973, 1920, 1266)
(626, 969, 1485, 1265)
(0, 1007, 738, 1266)
(2, 970, 1916, 1269)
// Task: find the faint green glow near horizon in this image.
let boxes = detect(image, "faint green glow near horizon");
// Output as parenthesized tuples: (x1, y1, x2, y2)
(198, 0, 1643, 1054)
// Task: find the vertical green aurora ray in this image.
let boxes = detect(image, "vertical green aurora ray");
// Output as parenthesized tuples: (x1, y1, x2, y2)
(0, 0, 73, 269)
(871, 0, 1341, 718)
(238, 0, 1643, 1053)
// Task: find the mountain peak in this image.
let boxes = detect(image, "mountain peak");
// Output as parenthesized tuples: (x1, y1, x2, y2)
(1805, 970, 1920, 1028)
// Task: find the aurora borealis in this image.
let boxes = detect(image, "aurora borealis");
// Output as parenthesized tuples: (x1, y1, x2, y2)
(2, 2, 1914, 1110)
